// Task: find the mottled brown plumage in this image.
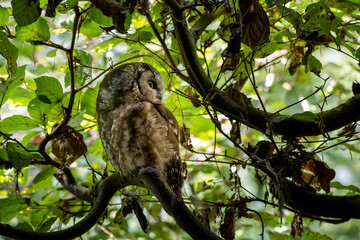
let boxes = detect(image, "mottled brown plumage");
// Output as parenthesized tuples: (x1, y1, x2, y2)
(96, 63, 183, 195)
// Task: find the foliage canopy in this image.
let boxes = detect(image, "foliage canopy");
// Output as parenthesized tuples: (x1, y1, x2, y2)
(0, 0, 360, 239)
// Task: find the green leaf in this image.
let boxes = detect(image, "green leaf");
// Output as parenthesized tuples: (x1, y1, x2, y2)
(0, 115, 39, 132)
(88, 8, 112, 27)
(81, 88, 98, 117)
(307, 55, 322, 75)
(33, 167, 57, 184)
(6, 142, 32, 167)
(46, 49, 57, 58)
(31, 209, 47, 229)
(74, 49, 92, 66)
(28, 97, 51, 125)
(38, 217, 57, 232)
(0, 197, 26, 221)
(21, 130, 41, 147)
(92, 37, 122, 52)
(0, 31, 18, 76)
(0, 65, 25, 108)
(275, 111, 320, 124)
(337, 0, 360, 9)
(15, 17, 50, 41)
(269, 232, 293, 240)
(302, 229, 332, 240)
(79, 18, 103, 38)
(12, 0, 41, 27)
(318, 17, 331, 35)
(56, 0, 79, 14)
(128, 31, 153, 42)
(9, 86, 36, 105)
(251, 211, 278, 228)
(64, 69, 90, 88)
(16, 222, 33, 231)
(331, 181, 360, 194)
(355, 48, 360, 60)
(303, 2, 322, 21)
(277, 5, 303, 35)
(0, 6, 9, 26)
(35, 76, 64, 104)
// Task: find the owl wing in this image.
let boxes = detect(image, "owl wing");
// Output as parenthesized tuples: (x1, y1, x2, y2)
(152, 103, 183, 196)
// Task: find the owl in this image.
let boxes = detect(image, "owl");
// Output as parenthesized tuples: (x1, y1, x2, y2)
(96, 62, 183, 196)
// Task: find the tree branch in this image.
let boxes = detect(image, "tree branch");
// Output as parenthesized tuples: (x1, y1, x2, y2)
(163, 0, 360, 137)
(139, 166, 223, 240)
(55, 168, 93, 202)
(141, 0, 189, 82)
(287, 182, 360, 219)
(0, 173, 128, 240)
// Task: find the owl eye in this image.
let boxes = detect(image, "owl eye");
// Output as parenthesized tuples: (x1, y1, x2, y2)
(148, 80, 156, 89)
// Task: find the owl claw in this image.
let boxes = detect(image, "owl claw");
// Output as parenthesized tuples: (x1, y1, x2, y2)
(138, 166, 161, 179)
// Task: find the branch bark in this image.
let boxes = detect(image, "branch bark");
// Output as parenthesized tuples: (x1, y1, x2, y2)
(139, 166, 223, 240)
(163, 0, 360, 137)
(55, 168, 93, 202)
(0, 173, 128, 240)
(287, 183, 360, 219)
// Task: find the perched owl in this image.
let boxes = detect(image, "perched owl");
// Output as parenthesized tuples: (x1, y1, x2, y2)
(96, 62, 183, 196)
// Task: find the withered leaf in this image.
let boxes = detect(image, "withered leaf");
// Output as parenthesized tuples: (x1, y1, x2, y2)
(289, 44, 305, 75)
(240, 0, 270, 49)
(301, 155, 335, 193)
(131, 196, 148, 233)
(114, 197, 133, 224)
(184, 87, 201, 108)
(51, 125, 87, 168)
(290, 215, 303, 238)
(230, 121, 241, 145)
(179, 124, 193, 150)
(45, 0, 62, 18)
(248, 140, 274, 159)
(220, 207, 236, 240)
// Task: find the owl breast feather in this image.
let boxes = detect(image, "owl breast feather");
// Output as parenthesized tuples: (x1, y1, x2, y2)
(103, 102, 177, 177)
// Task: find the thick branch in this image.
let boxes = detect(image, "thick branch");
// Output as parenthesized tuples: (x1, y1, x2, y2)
(139, 166, 223, 240)
(287, 183, 360, 219)
(164, 0, 360, 137)
(0, 173, 128, 240)
(273, 94, 360, 137)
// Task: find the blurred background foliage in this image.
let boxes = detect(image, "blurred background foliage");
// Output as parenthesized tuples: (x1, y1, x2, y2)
(0, 0, 359, 239)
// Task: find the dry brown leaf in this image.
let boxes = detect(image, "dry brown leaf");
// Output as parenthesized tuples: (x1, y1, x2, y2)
(301, 155, 335, 193)
(184, 87, 201, 108)
(179, 124, 193, 150)
(220, 207, 236, 240)
(51, 125, 87, 167)
(230, 121, 241, 145)
(240, 0, 270, 49)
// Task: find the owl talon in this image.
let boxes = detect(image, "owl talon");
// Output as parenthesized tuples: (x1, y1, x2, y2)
(138, 166, 161, 179)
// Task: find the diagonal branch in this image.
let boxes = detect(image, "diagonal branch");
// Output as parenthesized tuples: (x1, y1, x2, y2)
(139, 166, 223, 240)
(163, 0, 360, 137)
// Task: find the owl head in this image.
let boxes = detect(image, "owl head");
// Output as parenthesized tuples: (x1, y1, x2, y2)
(97, 62, 165, 113)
